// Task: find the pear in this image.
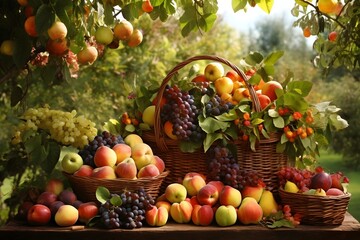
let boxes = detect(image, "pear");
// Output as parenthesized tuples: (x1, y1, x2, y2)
(258, 190, 278, 217)
(284, 181, 299, 193)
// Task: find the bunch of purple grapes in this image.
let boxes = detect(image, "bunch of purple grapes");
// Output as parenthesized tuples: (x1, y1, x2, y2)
(278, 166, 314, 192)
(204, 95, 235, 117)
(99, 188, 155, 229)
(206, 145, 263, 191)
(161, 85, 205, 141)
(78, 131, 124, 167)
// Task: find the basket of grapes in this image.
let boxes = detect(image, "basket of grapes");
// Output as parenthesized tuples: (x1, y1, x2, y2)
(278, 166, 351, 225)
(63, 131, 169, 203)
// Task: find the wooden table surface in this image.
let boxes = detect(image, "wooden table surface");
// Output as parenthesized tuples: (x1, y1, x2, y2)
(1, 212, 359, 240)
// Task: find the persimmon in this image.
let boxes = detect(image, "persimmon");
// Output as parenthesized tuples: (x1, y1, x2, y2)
(142, 0, 154, 13)
(328, 31, 337, 42)
(48, 21, 68, 40)
(318, 0, 338, 14)
(303, 27, 311, 38)
(46, 38, 69, 56)
(24, 16, 38, 37)
(127, 29, 143, 47)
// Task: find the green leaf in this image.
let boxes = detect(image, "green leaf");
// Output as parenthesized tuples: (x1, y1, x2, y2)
(329, 115, 349, 130)
(283, 92, 309, 112)
(203, 133, 223, 152)
(266, 219, 295, 228)
(30, 145, 48, 164)
(268, 109, 279, 118)
(110, 194, 122, 206)
(96, 186, 111, 204)
(181, 20, 197, 37)
(245, 51, 264, 65)
(232, 0, 247, 12)
(13, 30, 32, 69)
(257, 0, 274, 14)
(215, 109, 238, 122)
(287, 81, 313, 97)
(24, 135, 42, 153)
(179, 140, 202, 153)
(42, 141, 61, 173)
(125, 124, 137, 132)
(199, 117, 230, 134)
(264, 51, 284, 65)
(273, 116, 285, 128)
(251, 118, 264, 125)
(104, 3, 114, 25)
(300, 136, 311, 149)
(200, 13, 217, 32)
(10, 85, 23, 107)
(36, 4, 56, 35)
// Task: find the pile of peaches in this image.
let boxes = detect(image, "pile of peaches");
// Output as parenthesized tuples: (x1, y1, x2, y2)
(61, 134, 166, 180)
(146, 172, 279, 227)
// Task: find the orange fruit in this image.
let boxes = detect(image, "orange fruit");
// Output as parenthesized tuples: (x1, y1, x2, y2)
(303, 27, 311, 38)
(113, 20, 133, 41)
(24, 16, 38, 37)
(48, 21, 68, 40)
(318, 0, 338, 14)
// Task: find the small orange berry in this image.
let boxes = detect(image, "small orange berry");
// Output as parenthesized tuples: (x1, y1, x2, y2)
(303, 27, 311, 38)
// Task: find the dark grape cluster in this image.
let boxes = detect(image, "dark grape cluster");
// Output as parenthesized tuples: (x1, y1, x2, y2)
(204, 95, 235, 117)
(78, 131, 124, 167)
(99, 189, 155, 229)
(278, 166, 314, 192)
(206, 145, 263, 191)
(161, 85, 205, 141)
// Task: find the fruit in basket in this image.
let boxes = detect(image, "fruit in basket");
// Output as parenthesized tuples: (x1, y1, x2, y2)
(124, 133, 143, 148)
(197, 184, 219, 206)
(330, 172, 349, 191)
(163, 121, 177, 140)
(73, 164, 94, 177)
(151, 155, 165, 173)
(219, 185, 242, 208)
(131, 143, 154, 170)
(142, 105, 156, 127)
(182, 172, 206, 197)
(204, 62, 224, 82)
(58, 189, 77, 205)
(237, 197, 263, 225)
(257, 93, 272, 109)
(258, 190, 278, 217)
(94, 146, 117, 167)
(27, 204, 52, 226)
(91, 166, 117, 179)
(78, 202, 99, 224)
(45, 178, 64, 196)
(61, 152, 83, 174)
(326, 188, 344, 196)
(310, 171, 332, 191)
(165, 183, 187, 203)
(241, 185, 264, 202)
(215, 205, 237, 227)
(112, 143, 132, 164)
(170, 200, 193, 223)
(36, 191, 58, 207)
(214, 77, 234, 95)
(233, 88, 250, 102)
(284, 180, 300, 193)
(138, 164, 160, 178)
(226, 70, 242, 82)
(54, 205, 79, 227)
(145, 205, 169, 227)
(313, 188, 327, 196)
(115, 157, 137, 179)
(191, 74, 208, 83)
(260, 80, 283, 101)
(191, 204, 214, 226)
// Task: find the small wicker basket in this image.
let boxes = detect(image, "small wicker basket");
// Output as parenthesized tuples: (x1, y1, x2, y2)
(64, 171, 169, 203)
(279, 188, 351, 225)
(142, 55, 288, 192)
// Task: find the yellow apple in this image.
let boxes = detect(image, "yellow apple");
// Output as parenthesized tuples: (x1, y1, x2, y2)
(204, 62, 224, 82)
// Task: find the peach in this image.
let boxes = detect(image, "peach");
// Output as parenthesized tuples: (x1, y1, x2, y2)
(46, 38, 69, 56)
(241, 185, 264, 202)
(145, 205, 169, 227)
(112, 143, 132, 165)
(45, 178, 64, 196)
(73, 165, 94, 177)
(54, 204, 79, 227)
(113, 20, 133, 41)
(326, 188, 344, 196)
(207, 181, 225, 193)
(131, 143, 153, 170)
(115, 157, 137, 179)
(191, 204, 214, 226)
(47, 21, 67, 40)
(138, 164, 160, 178)
(165, 183, 187, 203)
(170, 200, 193, 223)
(94, 146, 117, 167)
(58, 189, 77, 205)
(36, 191, 58, 207)
(237, 197, 263, 225)
(78, 202, 99, 224)
(261, 80, 283, 101)
(214, 77, 234, 96)
(24, 16, 37, 37)
(155, 201, 171, 213)
(77, 46, 98, 65)
(189, 195, 200, 207)
(91, 166, 117, 179)
(219, 185, 242, 208)
(151, 155, 165, 173)
(197, 184, 219, 206)
(182, 172, 206, 197)
(156, 193, 168, 202)
(215, 205, 237, 227)
(124, 134, 143, 148)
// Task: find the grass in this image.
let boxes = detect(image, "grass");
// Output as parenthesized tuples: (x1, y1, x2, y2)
(317, 151, 360, 221)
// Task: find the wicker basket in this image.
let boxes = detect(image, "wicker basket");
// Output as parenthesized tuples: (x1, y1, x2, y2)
(64, 171, 169, 203)
(142, 55, 288, 192)
(279, 188, 351, 225)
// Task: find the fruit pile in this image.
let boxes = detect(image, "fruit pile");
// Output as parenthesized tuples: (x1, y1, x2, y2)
(146, 172, 300, 227)
(62, 133, 166, 180)
(16, 179, 98, 227)
(279, 166, 350, 196)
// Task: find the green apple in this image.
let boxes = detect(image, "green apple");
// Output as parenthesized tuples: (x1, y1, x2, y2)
(204, 62, 224, 82)
(61, 152, 83, 174)
(95, 26, 114, 45)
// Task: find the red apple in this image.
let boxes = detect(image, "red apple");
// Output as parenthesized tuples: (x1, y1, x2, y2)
(219, 185, 242, 208)
(27, 204, 51, 226)
(78, 202, 99, 224)
(197, 184, 219, 206)
(326, 188, 344, 196)
(260, 80, 283, 101)
(310, 172, 333, 191)
(237, 197, 263, 225)
(207, 181, 224, 193)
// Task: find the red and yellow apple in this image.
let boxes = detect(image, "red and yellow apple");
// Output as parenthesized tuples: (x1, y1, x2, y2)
(214, 76, 234, 96)
(257, 94, 272, 110)
(94, 146, 117, 167)
(54, 204, 79, 227)
(326, 188, 344, 196)
(113, 20, 133, 41)
(219, 185, 242, 208)
(91, 166, 117, 179)
(45, 178, 64, 196)
(260, 80, 283, 101)
(73, 165, 94, 177)
(170, 200, 193, 223)
(182, 172, 206, 197)
(78, 202, 99, 224)
(215, 205, 237, 227)
(27, 204, 51, 226)
(115, 157, 137, 179)
(191, 204, 214, 226)
(197, 184, 219, 206)
(145, 205, 169, 227)
(207, 181, 225, 193)
(131, 143, 154, 170)
(77, 46, 98, 65)
(237, 197, 263, 225)
(112, 143, 132, 165)
(165, 183, 187, 203)
(241, 185, 264, 202)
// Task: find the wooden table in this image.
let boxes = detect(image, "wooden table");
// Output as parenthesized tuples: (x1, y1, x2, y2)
(1, 212, 359, 240)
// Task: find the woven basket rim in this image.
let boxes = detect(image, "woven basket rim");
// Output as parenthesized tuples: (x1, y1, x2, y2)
(279, 188, 351, 200)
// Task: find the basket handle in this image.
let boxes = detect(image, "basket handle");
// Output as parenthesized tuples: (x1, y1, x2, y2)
(154, 55, 261, 151)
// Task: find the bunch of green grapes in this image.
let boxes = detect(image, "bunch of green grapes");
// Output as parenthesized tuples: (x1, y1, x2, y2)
(11, 106, 97, 148)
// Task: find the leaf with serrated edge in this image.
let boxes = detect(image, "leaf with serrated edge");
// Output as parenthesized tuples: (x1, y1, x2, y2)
(96, 187, 111, 204)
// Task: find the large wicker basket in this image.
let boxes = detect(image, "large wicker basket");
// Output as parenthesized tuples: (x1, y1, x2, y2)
(64, 171, 169, 203)
(142, 55, 288, 192)
(279, 188, 351, 225)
